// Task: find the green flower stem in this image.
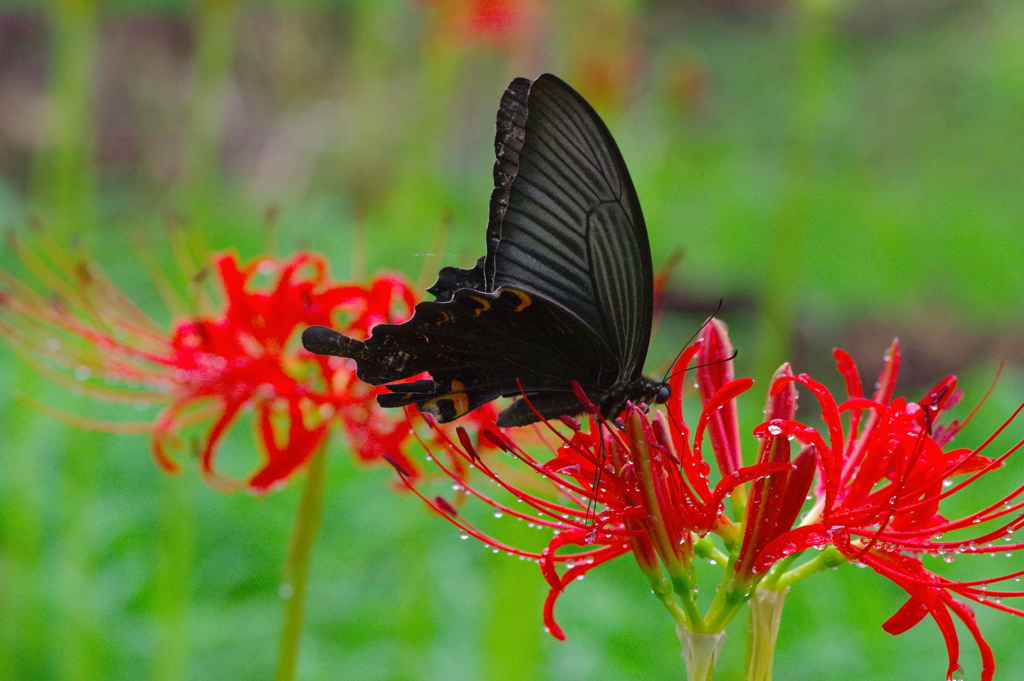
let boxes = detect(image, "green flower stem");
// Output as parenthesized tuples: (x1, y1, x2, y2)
(742, 587, 789, 681)
(649, 572, 692, 626)
(56, 435, 103, 681)
(0, 373, 49, 679)
(760, 552, 802, 590)
(37, 0, 98, 234)
(182, 0, 238, 231)
(152, 474, 194, 681)
(703, 565, 754, 633)
(773, 547, 846, 590)
(693, 534, 732, 568)
(704, 591, 747, 633)
(274, 444, 330, 681)
(677, 627, 726, 681)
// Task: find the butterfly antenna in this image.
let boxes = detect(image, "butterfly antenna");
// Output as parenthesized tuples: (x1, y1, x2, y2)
(665, 349, 738, 383)
(657, 300, 734, 454)
(657, 300, 725, 384)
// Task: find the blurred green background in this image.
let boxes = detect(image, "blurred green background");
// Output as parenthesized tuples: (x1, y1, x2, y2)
(2, 1, 1024, 680)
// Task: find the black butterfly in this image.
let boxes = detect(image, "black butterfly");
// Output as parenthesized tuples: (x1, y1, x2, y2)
(302, 73, 669, 427)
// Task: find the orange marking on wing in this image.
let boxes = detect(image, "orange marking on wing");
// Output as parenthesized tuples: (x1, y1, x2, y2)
(448, 380, 470, 416)
(510, 290, 532, 312)
(468, 296, 492, 315)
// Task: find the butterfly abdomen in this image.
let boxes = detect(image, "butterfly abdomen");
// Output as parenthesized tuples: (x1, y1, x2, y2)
(301, 324, 418, 386)
(301, 325, 357, 358)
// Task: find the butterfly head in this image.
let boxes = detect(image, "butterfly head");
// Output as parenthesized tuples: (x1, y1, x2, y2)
(651, 382, 671, 405)
(597, 377, 672, 423)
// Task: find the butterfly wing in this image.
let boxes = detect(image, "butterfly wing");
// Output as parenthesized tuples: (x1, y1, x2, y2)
(485, 74, 654, 380)
(302, 287, 620, 426)
(301, 73, 658, 427)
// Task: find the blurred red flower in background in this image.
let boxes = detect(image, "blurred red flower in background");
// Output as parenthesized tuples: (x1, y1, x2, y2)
(418, 0, 540, 54)
(0, 235, 419, 492)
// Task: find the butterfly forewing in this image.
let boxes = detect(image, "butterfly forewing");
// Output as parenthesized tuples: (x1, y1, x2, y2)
(486, 74, 654, 378)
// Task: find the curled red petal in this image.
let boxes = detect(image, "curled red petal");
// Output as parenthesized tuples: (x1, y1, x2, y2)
(753, 524, 845, 573)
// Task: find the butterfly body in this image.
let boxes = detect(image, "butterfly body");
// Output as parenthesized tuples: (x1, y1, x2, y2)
(302, 74, 669, 427)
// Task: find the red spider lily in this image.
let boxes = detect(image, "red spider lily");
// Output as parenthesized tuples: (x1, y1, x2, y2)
(695, 318, 743, 479)
(0, 238, 419, 492)
(387, 333, 791, 640)
(732, 362, 817, 583)
(382, 314, 1024, 680)
(750, 340, 1024, 681)
(418, 0, 540, 52)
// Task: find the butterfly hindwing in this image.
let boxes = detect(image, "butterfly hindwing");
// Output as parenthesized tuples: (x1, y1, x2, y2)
(310, 287, 622, 425)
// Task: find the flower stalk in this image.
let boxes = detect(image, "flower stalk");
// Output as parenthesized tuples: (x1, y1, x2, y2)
(274, 441, 329, 681)
(743, 587, 788, 681)
(677, 627, 726, 681)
